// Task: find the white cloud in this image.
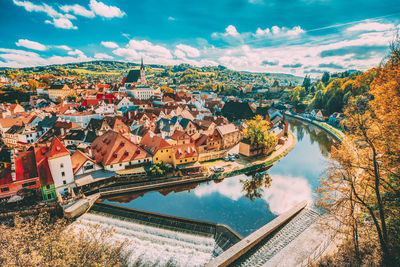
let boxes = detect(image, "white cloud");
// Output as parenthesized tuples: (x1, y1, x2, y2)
(346, 21, 395, 32)
(101, 41, 119, 48)
(176, 44, 201, 57)
(255, 27, 270, 37)
(254, 25, 304, 37)
(94, 53, 113, 60)
(112, 47, 140, 60)
(60, 4, 95, 18)
(174, 49, 186, 59)
(128, 40, 172, 59)
(287, 26, 305, 36)
(225, 25, 240, 37)
(89, 0, 126, 18)
(15, 39, 47, 51)
(262, 175, 313, 215)
(13, 0, 78, 30)
(0, 48, 93, 68)
(45, 17, 77, 30)
(271, 26, 280, 34)
(13, 0, 61, 17)
(68, 49, 86, 58)
(54, 45, 72, 51)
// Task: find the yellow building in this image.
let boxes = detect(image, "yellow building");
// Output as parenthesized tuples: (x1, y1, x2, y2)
(48, 84, 74, 102)
(140, 132, 174, 165)
(172, 143, 199, 168)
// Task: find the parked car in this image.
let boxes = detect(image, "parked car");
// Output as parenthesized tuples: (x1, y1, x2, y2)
(234, 154, 239, 158)
(228, 156, 235, 161)
(211, 166, 225, 172)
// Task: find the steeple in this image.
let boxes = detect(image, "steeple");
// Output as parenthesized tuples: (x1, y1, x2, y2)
(139, 57, 146, 84)
(140, 57, 144, 70)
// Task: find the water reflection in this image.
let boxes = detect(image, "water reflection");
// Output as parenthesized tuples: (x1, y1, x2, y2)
(288, 118, 335, 157)
(241, 172, 271, 202)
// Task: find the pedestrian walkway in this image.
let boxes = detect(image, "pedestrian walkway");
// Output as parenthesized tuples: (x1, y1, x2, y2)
(234, 208, 321, 267)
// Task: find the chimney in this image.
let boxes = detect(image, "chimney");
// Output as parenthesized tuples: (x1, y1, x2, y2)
(259, 95, 262, 107)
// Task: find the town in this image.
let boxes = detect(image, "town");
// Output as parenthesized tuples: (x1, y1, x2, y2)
(0, 59, 296, 213)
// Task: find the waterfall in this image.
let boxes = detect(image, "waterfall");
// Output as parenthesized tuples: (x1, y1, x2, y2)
(73, 212, 217, 267)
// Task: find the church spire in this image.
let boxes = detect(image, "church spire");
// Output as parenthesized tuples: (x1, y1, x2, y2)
(140, 57, 144, 70)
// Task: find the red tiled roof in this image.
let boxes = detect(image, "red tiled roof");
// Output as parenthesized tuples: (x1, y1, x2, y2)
(15, 150, 38, 181)
(0, 166, 13, 185)
(47, 137, 70, 160)
(91, 130, 150, 166)
(140, 132, 171, 155)
(81, 99, 100, 107)
(174, 143, 198, 159)
(170, 129, 190, 141)
(71, 150, 95, 174)
(34, 146, 54, 186)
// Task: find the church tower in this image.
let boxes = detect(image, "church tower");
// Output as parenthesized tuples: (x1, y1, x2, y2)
(139, 57, 146, 84)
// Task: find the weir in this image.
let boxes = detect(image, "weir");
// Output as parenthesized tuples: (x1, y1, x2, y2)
(91, 202, 242, 252)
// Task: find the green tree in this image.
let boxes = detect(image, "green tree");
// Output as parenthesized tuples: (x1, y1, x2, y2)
(321, 72, 330, 85)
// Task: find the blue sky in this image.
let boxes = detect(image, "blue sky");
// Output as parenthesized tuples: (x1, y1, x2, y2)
(0, 0, 399, 76)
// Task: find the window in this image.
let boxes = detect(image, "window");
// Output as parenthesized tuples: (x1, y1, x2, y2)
(63, 180, 66, 185)
(110, 165, 113, 168)
(1, 187, 9, 192)
(83, 165, 94, 171)
(119, 163, 122, 167)
(46, 185, 50, 190)
(155, 158, 158, 161)
(61, 171, 65, 177)
(169, 156, 171, 159)
(22, 181, 36, 188)
(180, 160, 182, 163)
(60, 163, 64, 168)
(47, 193, 52, 199)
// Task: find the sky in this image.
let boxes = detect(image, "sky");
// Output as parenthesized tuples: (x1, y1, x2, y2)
(0, 0, 399, 77)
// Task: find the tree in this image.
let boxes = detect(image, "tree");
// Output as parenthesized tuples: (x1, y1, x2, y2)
(0, 213, 129, 266)
(321, 72, 330, 85)
(27, 79, 39, 91)
(302, 75, 311, 91)
(317, 48, 400, 265)
(66, 94, 78, 102)
(243, 115, 277, 151)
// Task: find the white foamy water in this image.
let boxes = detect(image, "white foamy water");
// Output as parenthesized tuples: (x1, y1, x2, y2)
(73, 212, 216, 267)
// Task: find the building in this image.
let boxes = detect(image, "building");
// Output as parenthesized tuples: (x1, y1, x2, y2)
(124, 58, 147, 88)
(91, 130, 152, 172)
(216, 123, 241, 149)
(140, 132, 173, 165)
(71, 150, 102, 176)
(0, 150, 41, 199)
(172, 143, 199, 168)
(239, 138, 276, 157)
(48, 84, 74, 102)
(34, 146, 56, 200)
(46, 137, 75, 194)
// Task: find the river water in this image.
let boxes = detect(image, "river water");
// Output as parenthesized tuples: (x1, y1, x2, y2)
(103, 119, 336, 237)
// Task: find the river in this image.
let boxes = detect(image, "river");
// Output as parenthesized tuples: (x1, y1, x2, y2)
(102, 119, 336, 237)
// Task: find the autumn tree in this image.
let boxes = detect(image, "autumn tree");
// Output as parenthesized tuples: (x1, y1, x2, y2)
(243, 115, 277, 151)
(317, 40, 400, 266)
(0, 213, 129, 266)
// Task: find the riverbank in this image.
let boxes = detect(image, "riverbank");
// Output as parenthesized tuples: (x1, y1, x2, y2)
(206, 130, 296, 180)
(285, 112, 344, 141)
